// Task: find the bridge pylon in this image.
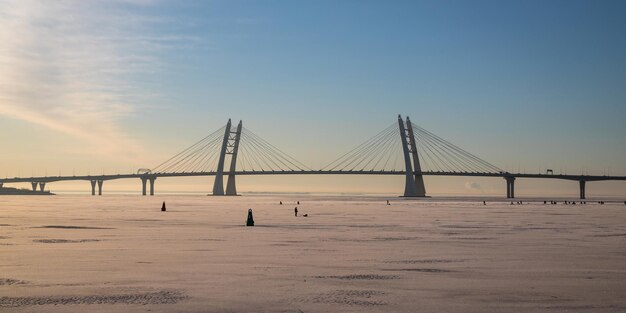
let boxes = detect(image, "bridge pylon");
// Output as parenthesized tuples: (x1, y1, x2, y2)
(225, 120, 243, 195)
(212, 119, 232, 195)
(213, 119, 243, 196)
(405, 116, 427, 197)
(398, 115, 418, 197)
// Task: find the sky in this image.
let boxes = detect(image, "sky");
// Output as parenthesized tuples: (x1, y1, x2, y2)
(0, 0, 625, 196)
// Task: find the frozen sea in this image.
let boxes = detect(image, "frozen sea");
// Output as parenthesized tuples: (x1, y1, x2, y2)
(1, 195, 625, 312)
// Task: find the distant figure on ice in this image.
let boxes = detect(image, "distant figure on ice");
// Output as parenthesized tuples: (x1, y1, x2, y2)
(483, 201, 486, 205)
(280, 201, 282, 205)
(294, 207, 298, 217)
(297, 201, 300, 205)
(303, 214, 308, 217)
(246, 209, 254, 226)
(387, 200, 390, 205)
(161, 201, 166, 212)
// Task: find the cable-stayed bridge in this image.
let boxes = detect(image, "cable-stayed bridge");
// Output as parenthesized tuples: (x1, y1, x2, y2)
(1, 115, 624, 199)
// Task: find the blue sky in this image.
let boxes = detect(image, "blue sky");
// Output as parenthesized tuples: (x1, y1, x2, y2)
(1, 0, 625, 195)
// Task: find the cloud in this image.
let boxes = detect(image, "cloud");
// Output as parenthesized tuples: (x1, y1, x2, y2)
(0, 0, 183, 161)
(464, 181, 483, 192)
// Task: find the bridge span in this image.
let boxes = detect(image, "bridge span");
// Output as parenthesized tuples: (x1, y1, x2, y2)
(1, 116, 624, 199)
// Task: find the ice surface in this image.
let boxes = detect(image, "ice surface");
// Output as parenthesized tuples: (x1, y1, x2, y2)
(1, 195, 625, 312)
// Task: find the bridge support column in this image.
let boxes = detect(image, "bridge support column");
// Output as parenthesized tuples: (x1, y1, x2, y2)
(506, 178, 510, 198)
(90, 180, 96, 196)
(39, 182, 46, 192)
(141, 177, 148, 196)
(31, 182, 37, 192)
(226, 120, 242, 196)
(97, 180, 103, 196)
(149, 177, 156, 196)
(405, 116, 427, 197)
(398, 115, 418, 197)
(505, 177, 516, 198)
(213, 119, 232, 196)
(579, 180, 586, 199)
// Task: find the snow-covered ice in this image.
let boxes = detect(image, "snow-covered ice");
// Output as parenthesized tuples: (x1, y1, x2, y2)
(1, 195, 625, 312)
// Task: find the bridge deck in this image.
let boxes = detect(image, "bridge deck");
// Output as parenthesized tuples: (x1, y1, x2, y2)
(1, 170, 625, 183)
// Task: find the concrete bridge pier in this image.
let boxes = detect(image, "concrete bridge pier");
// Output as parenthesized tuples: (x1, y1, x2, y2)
(39, 182, 46, 192)
(31, 182, 37, 192)
(141, 177, 148, 196)
(505, 177, 516, 198)
(579, 180, 586, 199)
(149, 177, 156, 196)
(90, 180, 96, 195)
(97, 180, 103, 196)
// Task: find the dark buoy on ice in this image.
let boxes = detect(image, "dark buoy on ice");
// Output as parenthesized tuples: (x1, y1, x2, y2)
(161, 201, 166, 212)
(246, 209, 255, 226)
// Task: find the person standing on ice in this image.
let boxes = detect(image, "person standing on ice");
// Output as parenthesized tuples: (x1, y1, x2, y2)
(294, 207, 298, 217)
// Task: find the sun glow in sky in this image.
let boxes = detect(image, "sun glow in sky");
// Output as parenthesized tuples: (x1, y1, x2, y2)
(1, 0, 625, 196)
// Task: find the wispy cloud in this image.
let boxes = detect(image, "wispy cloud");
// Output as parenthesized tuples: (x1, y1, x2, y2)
(0, 0, 184, 161)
